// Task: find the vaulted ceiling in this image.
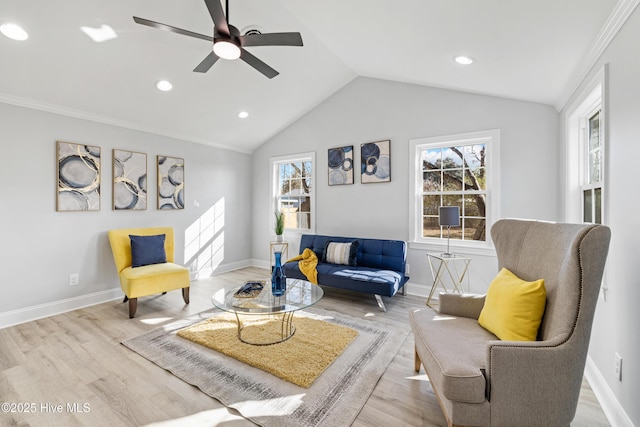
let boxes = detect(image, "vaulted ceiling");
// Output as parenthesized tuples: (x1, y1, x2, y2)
(0, 0, 622, 153)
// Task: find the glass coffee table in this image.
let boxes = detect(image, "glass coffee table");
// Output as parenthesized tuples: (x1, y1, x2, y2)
(212, 278, 323, 346)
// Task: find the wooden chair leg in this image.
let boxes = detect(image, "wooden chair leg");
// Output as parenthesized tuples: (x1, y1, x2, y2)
(414, 346, 422, 373)
(182, 287, 190, 304)
(123, 295, 129, 303)
(128, 298, 138, 319)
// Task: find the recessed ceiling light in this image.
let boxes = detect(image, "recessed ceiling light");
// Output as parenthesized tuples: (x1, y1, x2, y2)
(238, 111, 249, 119)
(80, 24, 118, 43)
(454, 56, 474, 65)
(156, 80, 173, 91)
(0, 22, 28, 41)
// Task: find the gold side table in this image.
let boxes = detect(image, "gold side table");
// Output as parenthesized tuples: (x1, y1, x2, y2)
(426, 253, 471, 308)
(269, 241, 289, 269)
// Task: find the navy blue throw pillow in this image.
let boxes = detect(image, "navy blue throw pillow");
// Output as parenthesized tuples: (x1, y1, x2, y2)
(129, 234, 167, 268)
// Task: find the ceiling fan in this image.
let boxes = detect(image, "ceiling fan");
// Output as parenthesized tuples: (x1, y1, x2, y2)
(133, 0, 303, 79)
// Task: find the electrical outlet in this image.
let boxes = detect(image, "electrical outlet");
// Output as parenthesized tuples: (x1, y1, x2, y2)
(614, 352, 622, 381)
(69, 273, 79, 286)
(405, 263, 411, 275)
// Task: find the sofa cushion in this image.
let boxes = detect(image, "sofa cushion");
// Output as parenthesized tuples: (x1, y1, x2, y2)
(410, 307, 494, 404)
(323, 240, 359, 266)
(129, 234, 167, 268)
(478, 268, 546, 341)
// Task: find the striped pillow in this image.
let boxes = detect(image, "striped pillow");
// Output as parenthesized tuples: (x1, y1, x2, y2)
(323, 241, 359, 266)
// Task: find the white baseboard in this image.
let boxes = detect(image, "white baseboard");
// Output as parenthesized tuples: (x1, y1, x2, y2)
(584, 355, 633, 427)
(0, 288, 123, 330)
(0, 260, 256, 330)
(405, 281, 431, 298)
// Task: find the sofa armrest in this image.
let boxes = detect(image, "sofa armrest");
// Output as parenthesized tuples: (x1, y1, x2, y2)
(438, 293, 486, 319)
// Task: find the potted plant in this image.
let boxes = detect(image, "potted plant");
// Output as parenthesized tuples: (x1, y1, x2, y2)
(274, 211, 285, 242)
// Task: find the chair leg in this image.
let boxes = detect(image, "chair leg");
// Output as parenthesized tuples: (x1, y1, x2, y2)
(182, 287, 190, 304)
(414, 346, 422, 373)
(128, 298, 138, 319)
(123, 295, 128, 303)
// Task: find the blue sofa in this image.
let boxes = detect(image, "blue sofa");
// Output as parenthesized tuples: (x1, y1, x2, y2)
(283, 234, 409, 311)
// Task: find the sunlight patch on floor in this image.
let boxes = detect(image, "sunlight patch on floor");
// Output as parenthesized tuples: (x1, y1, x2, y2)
(234, 394, 307, 417)
(143, 407, 244, 426)
(406, 373, 431, 382)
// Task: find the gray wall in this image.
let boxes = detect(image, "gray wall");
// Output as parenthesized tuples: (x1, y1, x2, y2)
(251, 76, 559, 295)
(0, 102, 252, 318)
(560, 6, 640, 426)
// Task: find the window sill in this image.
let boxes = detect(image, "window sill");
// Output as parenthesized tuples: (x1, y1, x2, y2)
(408, 240, 497, 257)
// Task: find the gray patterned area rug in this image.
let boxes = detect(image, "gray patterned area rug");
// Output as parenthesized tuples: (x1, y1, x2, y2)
(122, 308, 409, 427)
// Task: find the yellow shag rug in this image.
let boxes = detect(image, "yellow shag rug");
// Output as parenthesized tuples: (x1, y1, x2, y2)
(177, 313, 359, 388)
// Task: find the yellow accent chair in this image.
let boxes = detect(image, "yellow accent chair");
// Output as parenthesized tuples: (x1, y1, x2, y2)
(108, 227, 190, 318)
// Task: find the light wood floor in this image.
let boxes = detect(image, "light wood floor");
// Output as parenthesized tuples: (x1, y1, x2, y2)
(0, 267, 609, 426)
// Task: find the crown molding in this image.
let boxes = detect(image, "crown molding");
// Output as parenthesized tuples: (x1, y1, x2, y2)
(555, 0, 640, 111)
(0, 93, 253, 155)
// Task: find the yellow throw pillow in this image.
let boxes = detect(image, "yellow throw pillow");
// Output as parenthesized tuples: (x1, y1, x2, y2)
(478, 268, 546, 341)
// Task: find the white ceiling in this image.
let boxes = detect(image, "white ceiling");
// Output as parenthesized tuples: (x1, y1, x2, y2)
(0, 0, 623, 153)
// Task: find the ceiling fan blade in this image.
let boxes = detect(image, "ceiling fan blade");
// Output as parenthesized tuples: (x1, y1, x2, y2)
(193, 51, 220, 73)
(240, 32, 303, 47)
(133, 17, 213, 42)
(205, 0, 230, 35)
(240, 49, 279, 79)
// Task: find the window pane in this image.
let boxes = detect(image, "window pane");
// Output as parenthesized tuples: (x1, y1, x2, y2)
(442, 195, 462, 208)
(464, 167, 486, 190)
(423, 195, 440, 216)
(464, 195, 480, 216)
(423, 216, 440, 238)
(464, 218, 486, 241)
(595, 187, 602, 224)
(588, 111, 602, 184)
(443, 169, 463, 191)
(423, 148, 442, 169)
(442, 147, 463, 168)
(423, 171, 441, 191)
(583, 190, 593, 223)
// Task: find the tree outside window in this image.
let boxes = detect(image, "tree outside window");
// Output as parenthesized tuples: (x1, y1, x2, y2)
(421, 143, 487, 242)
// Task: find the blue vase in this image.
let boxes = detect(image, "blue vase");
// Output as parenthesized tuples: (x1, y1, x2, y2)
(271, 251, 286, 297)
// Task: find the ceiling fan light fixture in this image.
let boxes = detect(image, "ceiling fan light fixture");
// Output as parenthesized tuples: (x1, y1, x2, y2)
(213, 39, 241, 60)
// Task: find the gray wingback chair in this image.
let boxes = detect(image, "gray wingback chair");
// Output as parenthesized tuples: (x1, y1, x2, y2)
(409, 219, 611, 427)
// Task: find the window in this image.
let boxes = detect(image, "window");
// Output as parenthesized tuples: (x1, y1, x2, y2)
(410, 130, 500, 252)
(272, 153, 315, 233)
(565, 66, 605, 225)
(582, 110, 603, 224)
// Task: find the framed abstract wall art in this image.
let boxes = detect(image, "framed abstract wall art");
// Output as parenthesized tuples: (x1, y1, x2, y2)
(157, 155, 184, 209)
(361, 139, 391, 183)
(113, 149, 147, 210)
(328, 145, 354, 186)
(56, 141, 101, 211)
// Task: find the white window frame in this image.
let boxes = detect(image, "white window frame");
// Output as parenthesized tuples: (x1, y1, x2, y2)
(564, 66, 606, 225)
(409, 129, 501, 255)
(271, 152, 316, 238)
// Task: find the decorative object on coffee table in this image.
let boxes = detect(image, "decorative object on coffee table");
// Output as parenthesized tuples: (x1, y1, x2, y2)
(271, 251, 286, 296)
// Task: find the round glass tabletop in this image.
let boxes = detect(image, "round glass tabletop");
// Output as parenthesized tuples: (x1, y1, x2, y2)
(212, 278, 324, 315)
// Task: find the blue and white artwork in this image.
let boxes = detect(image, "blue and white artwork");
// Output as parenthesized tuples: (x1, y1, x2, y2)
(113, 149, 147, 210)
(328, 145, 354, 185)
(361, 140, 391, 183)
(157, 155, 184, 209)
(56, 141, 101, 211)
